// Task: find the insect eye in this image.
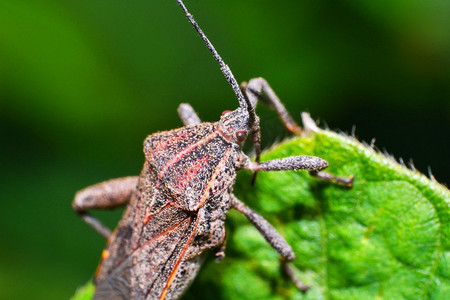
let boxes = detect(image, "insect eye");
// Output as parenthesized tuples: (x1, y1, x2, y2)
(221, 110, 232, 117)
(235, 130, 247, 142)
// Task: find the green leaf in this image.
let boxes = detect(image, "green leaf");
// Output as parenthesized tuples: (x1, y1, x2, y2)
(71, 281, 95, 300)
(72, 116, 450, 300)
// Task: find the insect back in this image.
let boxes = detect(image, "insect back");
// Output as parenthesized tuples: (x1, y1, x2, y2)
(143, 116, 244, 212)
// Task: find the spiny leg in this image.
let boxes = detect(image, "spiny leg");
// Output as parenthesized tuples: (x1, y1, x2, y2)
(282, 262, 309, 292)
(241, 77, 302, 183)
(214, 234, 227, 262)
(301, 113, 353, 186)
(310, 170, 354, 187)
(231, 195, 309, 292)
(73, 176, 138, 238)
(241, 153, 329, 172)
(241, 78, 353, 186)
(242, 153, 352, 186)
(241, 77, 302, 134)
(232, 195, 294, 260)
(178, 103, 201, 125)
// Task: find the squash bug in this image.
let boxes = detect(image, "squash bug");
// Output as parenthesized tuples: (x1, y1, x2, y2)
(73, 1, 353, 299)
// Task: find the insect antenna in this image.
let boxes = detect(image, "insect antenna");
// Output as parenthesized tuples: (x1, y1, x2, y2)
(176, 0, 247, 110)
(176, 0, 262, 172)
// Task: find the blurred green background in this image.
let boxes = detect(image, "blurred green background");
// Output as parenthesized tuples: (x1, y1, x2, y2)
(0, 0, 449, 299)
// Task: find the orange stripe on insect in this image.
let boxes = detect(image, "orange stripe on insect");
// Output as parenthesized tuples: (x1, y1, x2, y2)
(158, 131, 219, 179)
(146, 131, 190, 161)
(159, 214, 200, 300)
(94, 249, 110, 279)
(143, 202, 172, 225)
(142, 216, 191, 249)
(173, 155, 209, 191)
(101, 249, 110, 260)
(195, 147, 232, 210)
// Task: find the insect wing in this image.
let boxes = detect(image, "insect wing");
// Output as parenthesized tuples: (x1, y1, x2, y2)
(95, 200, 199, 299)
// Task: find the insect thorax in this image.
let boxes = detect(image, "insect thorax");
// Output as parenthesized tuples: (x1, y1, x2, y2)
(144, 122, 240, 211)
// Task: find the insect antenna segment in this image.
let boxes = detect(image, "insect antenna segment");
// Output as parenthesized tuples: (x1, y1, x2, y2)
(176, 0, 247, 110)
(176, 0, 262, 170)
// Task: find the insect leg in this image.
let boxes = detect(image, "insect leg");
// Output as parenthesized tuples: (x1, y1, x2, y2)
(309, 170, 354, 186)
(214, 233, 227, 262)
(241, 77, 354, 185)
(243, 154, 353, 186)
(178, 103, 202, 125)
(232, 195, 294, 260)
(231, 195, 309, 292)
(242, 154, 329, 172)
(281, 262, 310, 292)
(301, 113, 354, 186)
(72, 176, 138, 238)
(241, 77, 302, 134)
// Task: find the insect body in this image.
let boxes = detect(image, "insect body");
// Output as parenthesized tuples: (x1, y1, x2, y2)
(73, 1, 352, 299)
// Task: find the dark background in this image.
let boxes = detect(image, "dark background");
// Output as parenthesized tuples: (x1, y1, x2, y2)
(0, 0, 448, 299)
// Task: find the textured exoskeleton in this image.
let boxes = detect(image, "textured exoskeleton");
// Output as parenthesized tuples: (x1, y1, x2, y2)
(74, 103, 339, 299)
(73, 1, 352, 299)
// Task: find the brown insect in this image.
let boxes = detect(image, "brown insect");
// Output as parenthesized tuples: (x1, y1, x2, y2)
(73, 1, 353, 299)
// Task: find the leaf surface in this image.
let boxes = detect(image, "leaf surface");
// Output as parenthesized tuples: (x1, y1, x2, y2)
(185, 127, 449, 300)
(73, 126, 450, 300)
